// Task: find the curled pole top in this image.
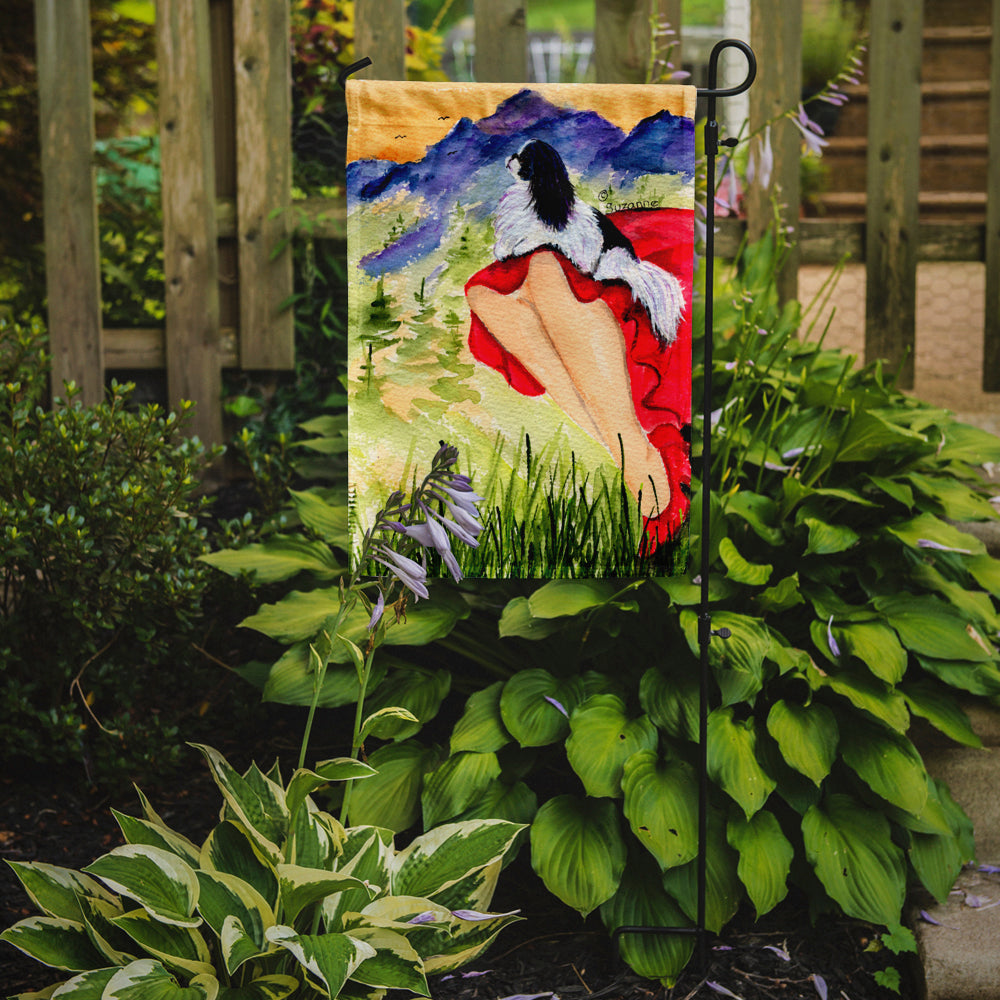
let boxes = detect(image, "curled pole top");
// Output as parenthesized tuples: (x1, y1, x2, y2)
(697, 39, 756, 103)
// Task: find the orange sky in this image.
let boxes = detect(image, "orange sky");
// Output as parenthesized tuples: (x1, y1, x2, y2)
(346, 80, 697, 164)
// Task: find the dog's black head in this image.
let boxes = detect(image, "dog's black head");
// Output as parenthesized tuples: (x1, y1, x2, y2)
(507, 139, 575, 230)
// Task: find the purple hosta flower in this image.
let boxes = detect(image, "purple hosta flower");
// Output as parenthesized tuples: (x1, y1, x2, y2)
(917, 538, 974, 555)
(407, 911, 438, 925)
(707, 982, 742, 999)
(373, 546, 429, 600)
(715, 159, 741, 215)
(792, 104, 829, 156)
(746, 125, 774, 191)
(402, 506, 463, 582)
(812, 974, 828, 1000)
(367, 590, 385, 631)
(827, 615, 841, 657)
(544, 695, 569, 718)
(451, 908, 521, 921)
(979, 864, 1000, 874)
(763, 944, 791, 962)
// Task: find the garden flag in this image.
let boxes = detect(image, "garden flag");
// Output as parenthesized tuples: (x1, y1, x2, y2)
(346, 80, 696, 578)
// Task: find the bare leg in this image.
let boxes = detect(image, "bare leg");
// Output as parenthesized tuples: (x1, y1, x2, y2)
(467, 252, 670, 518)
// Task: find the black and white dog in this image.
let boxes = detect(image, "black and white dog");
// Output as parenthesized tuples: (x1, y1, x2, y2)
(493, 139, 684, 347)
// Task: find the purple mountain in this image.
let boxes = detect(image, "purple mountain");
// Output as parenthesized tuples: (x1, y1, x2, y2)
(348, 88, 694, 275)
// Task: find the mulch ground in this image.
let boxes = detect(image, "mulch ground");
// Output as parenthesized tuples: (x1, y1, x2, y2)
(0, 740, 916, 999)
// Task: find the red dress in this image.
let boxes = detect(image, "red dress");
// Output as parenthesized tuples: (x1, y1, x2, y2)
(465, 207, 693, 548)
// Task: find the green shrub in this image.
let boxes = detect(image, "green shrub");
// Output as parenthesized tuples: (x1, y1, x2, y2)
(0, 317, 219, 781)
(1, 743, 524, 998)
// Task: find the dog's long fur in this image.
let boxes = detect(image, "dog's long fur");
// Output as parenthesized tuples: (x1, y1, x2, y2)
(493, 139, 684, 347)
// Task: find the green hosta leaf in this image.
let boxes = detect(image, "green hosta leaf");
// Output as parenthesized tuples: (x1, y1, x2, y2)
(363, 666, 451, 740)
(345, 926, 428, 994)
(526, 579, 622, 618)
(5, 862, 117, 922)
(724, 490, 783, 545)
(111, 909, 213, 978)
(718, 536, 772, 585)
(112, 812, 201, 868)
(497, 596, 565, 639)
(621, 751, 698, 871)
(661, 807, 742, 934)
(835, 409, 927, 463)
(812, 664, 910, 732)
(216, 975, 299, 999)
(450, 681, 510, 754)
(453, 780, 538, 827)
(905, 472, 998, 521)
(916, 655, 1000, 696)
(866, 474, 914, 509)
(874, 594, 995, 662)
(0, 916, 107, 971)
(756, 573, 804, 614)
(565, 695, 657, 798)
(707, 708, 776, 818)
(840, 721, 928, 816)
(499, 669, 584, 747)
(835, 621, 907, 684)
(190, 746, 287, 862)
(421, 751, 502, 829)
(766, 700, 838, 786)
(727, 811, 793, 918)
(909, 829, 965, 905)
(347, 741, 440, 832)
(103, 959, 217, 999)
(393, 820, 524, 901)
(259, 644, 387, 709)
(639, 665, 698, 742)
(200, 536, 342, 584)
(802, 794, 906, 926)
(681, 611, 770, 706)
(84, 846, 200, 928)
(802, 517, 859, 556)
(530, 796, 626, 917)
(265, 926, 375, 997)
(199, 822, 278, 910)
(901, 680, 982, 747)
(276, 865, 373, 925)
(886, 511, 985, 556)
(288, 489, 350, 547)
(910, 562, 1000, 634)
(600, 852, 694, 986)
(967, 553, 1000, 598)
(195, 871, 274, 974)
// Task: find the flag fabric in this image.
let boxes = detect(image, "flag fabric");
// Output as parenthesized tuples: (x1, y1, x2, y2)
(346, 80, 696, 578)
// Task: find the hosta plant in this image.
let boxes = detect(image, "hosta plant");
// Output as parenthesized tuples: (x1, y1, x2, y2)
(1, 743, 523, 999)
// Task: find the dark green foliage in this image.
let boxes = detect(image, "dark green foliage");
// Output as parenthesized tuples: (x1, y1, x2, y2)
(0, 317, 219, 782)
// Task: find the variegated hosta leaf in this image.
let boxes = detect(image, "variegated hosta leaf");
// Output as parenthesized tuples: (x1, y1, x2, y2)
(839, 719, 928, 817)
(215, 975, 300, 1000)
(83, 846, 200, 927)
(276, 865, 375, 925)
(707, 707, 776, 819)
(265, 925, 375, 998)
(565, 695, 658, 799)
(4, 862, 117, 922)
(45, 965, 117, 997)
(195, 871, 274, 974)
(190, 745, 288, 863)
(287, 801, 344, 870)
(285, 761, 375, 823)
(499, 669, 585, 747)
(726, 810, 793, 918)
(111, 810, 201, 868)
(421, 751, 501, 829)
(77, 894, 135, 966)
(344, 926, 428, 994)
(0, 916, 107, 971)
(347, 741, 440, 833)
(391, 820, 524, 901)
(450, 681, 511, 754)
(765, 699, 838, 786)
(620, 751, 698, 871)
(600, 852, 694, 986)
(323, 829, 393, 931)
(661, 808, 742, 934)
(110, 908, 214, 978)
(418, 907, 522, 975)
(529, 796, 626, 917)
(200, 822, 279, 910)
(102, 959, 217, 999)
(802, 793, 906, 927)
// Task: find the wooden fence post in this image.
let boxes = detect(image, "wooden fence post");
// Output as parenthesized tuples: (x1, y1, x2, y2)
(355, 0, 406, 80)
(746, 0, 801, 305)
(474, 0, 526, 82)
(594, 0, 679, 85)
(233, 0, 294, 369)
(158, 0, 223, 445)
(984, 0, 1000, 391)
(34, 0, 103, 405)
(864, 0, 923, 390)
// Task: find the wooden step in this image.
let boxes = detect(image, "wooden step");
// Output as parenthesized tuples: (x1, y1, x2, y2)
(922, 25, 992, 83)
(922, 0, 992, 28)
(832, 80, 991, 139)
(822, 134, 989, 193)
(814, 190, 987, 222)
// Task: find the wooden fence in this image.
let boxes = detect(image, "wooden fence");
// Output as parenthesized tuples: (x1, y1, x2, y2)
(33, 0, 1000, 445)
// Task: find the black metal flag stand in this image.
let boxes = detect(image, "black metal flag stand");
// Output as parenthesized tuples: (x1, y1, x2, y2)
(340, 38, 758, 976)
